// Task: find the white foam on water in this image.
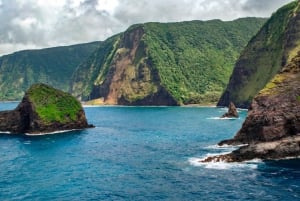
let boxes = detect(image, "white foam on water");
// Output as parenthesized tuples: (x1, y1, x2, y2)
(188, 156, 259, 170)
(189, 144, 260, 170)
(0, 131, 12, 134)
(82, 105, 102, 108)
(207, 117, 239, 120)
(205, 144, 248, 150)
(25, 129, 81, 136)
(271, 156, 300, 161)
(237, 108, 248, 111)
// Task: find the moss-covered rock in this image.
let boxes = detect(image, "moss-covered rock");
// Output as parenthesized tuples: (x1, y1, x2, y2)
(0, 83, 93, 134)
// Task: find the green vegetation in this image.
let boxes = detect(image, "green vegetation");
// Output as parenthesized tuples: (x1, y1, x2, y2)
(0, 42, 100, 101)
(70, 35, 120, 99)
(27, 84, 82, 123)
(143, 18, 266, 104)
(218, 1, 300, 108)
(259, 74, 286, 95)
(71, 18, 266, 104)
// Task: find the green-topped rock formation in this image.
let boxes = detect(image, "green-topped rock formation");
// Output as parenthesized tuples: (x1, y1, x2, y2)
(0, 83, 93, 134)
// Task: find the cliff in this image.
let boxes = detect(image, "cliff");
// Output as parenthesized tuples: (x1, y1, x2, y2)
(203, 50, 300, 162)
(70, 18, 266, 105)
(218, 1, 300, 108)
(88, 27, 178, 105)
(0, 84, 93, 134)
(0, 42, 100, 101)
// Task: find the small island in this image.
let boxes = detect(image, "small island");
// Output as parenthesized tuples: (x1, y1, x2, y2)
(0, 83, 93, 135)
(221, 102, 239, 118)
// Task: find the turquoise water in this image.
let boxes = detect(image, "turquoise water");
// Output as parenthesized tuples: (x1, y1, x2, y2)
(0, 103, 299, 200)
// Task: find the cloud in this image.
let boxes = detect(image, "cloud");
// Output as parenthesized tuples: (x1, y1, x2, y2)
(96, 0, 119, 15)
(0, 0, 292, 56)
(242, 0, 292, 13)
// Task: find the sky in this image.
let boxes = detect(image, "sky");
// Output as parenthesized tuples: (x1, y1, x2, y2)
(0, 0, 293, 56)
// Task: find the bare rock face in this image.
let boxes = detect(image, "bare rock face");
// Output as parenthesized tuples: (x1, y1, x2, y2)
(221, 102, 239, 118)
(204, 51, 300, 162)
(89, 26, 179, 106)
(0, 83, 93, 134)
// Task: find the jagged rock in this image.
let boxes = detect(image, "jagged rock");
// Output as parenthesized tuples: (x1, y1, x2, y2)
(0, 83, 93, 134)
(202, 136, 300, 163)
(221, 102, 239, 118)
(204, 51, 300, 162)
(200, 2, 300, 163)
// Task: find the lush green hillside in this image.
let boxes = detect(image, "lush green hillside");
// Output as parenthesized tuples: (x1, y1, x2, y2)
(70, 35, 120, 99)
(71, 18, 266, 105)
(218, 1, 300, 108)
(0, 42, 100, 100)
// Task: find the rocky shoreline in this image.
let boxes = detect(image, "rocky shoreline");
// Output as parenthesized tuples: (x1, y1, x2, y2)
(201, 2, 300, 163)
(202, 51, 300, 163)
(202, 135, 300, 163)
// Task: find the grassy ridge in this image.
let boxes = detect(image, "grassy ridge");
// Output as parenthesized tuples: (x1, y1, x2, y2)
(27, 84, 82, 123)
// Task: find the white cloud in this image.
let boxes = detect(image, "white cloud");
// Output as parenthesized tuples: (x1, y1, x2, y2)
(96, 0, 119, 15)
(0, 43, 39, 56)
(12, 17, 39, 31)
(0, 0, 292, 56)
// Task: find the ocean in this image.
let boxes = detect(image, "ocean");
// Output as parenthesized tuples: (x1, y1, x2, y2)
(0, 102, 299, 200)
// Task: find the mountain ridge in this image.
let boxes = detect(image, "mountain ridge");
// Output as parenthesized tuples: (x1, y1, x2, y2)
(0, 41, 100, 100)
(70, 17, 266, 105)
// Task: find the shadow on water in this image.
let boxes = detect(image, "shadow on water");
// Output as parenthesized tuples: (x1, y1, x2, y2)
(263, 158, 300, 169)
(256, 158, 300, 180)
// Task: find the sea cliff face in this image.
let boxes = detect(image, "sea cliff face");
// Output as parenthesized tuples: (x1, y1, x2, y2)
(218, 1, 300, 109)
(0, 84, 93, 134)
(204, 50, 300, 162)
(203, 1, 300, 162)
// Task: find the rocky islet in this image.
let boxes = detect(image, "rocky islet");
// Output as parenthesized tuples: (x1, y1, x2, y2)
(0, 83, 93, 135)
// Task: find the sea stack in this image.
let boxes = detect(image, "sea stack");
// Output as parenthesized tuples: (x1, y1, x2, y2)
(221, 102, 239, 118)
(0, 83, 93, 134)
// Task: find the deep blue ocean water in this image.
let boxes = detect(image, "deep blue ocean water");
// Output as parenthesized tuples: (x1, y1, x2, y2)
(0, 102, 299, 201)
